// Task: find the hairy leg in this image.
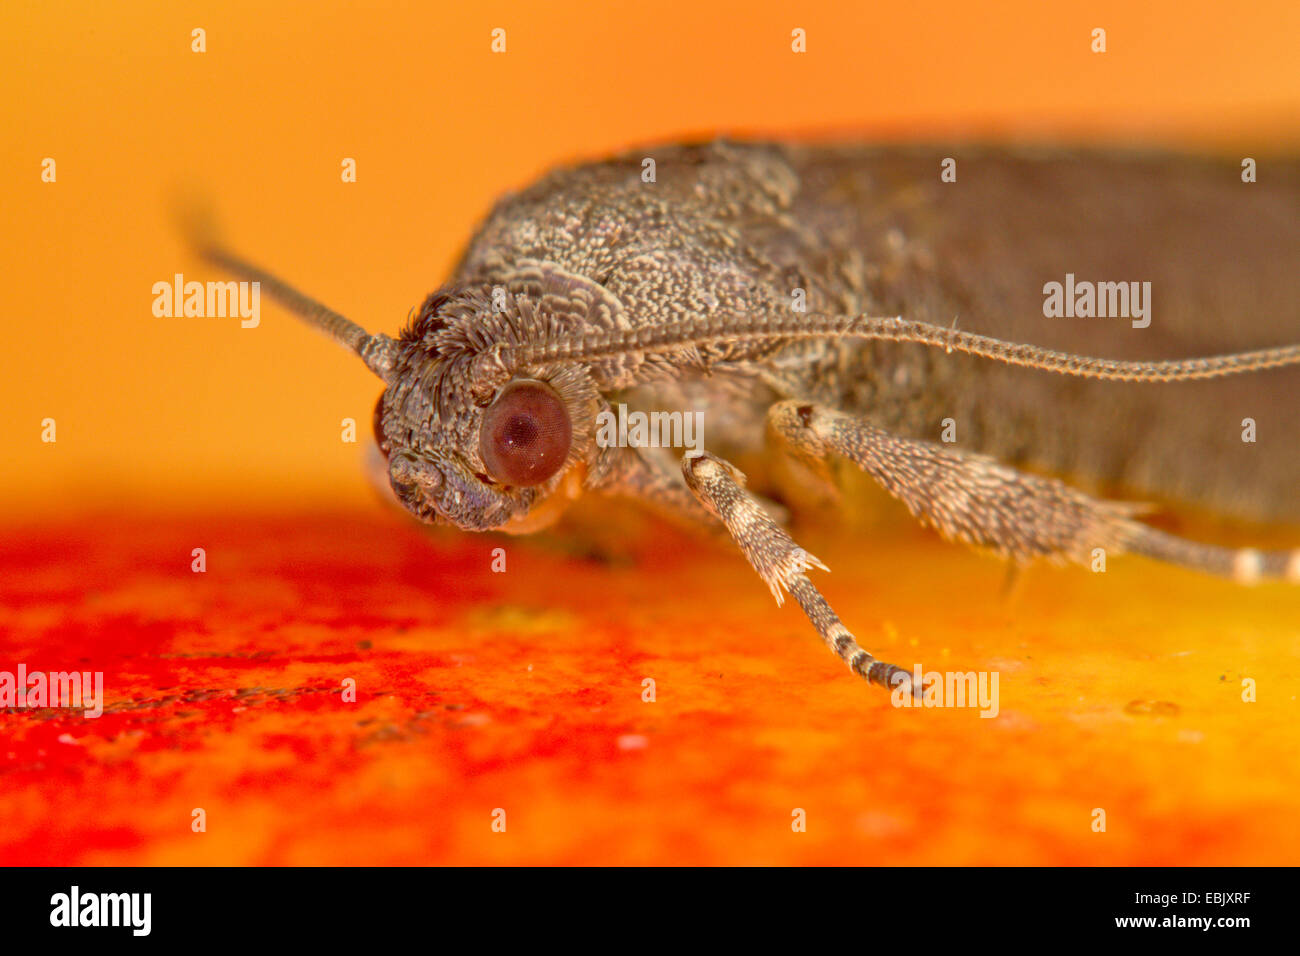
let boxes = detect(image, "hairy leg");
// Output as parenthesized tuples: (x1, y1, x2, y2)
(767, 400, 1300, 583)
(681, 451, 917, 693)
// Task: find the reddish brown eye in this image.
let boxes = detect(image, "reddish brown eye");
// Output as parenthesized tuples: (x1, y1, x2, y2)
(478, 380, 572, 486)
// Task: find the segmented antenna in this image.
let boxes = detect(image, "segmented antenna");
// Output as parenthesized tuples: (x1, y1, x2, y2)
(507, 312, 1300, 383)
(191, 229, 397, 381)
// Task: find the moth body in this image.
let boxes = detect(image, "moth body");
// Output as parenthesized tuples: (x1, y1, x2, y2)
(200, 140, 1300, 693)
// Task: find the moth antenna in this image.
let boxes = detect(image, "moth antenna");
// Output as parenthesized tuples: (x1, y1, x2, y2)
(185, 218, 398, 380)
(845, 317, 1300, 382)
(510, 313, 1300, 383)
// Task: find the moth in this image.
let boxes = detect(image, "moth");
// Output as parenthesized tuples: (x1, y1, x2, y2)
(200, 141, 1300, 694)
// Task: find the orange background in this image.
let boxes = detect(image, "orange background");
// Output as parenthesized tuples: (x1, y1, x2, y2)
(2, 0, 1299, 510)
(1, 1, 1298, 866)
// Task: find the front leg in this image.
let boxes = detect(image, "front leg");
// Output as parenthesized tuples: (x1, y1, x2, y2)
(681, 451, 917, 694)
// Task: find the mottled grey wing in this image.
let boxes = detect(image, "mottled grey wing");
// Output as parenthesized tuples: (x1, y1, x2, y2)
(784, 145, 1300, 523)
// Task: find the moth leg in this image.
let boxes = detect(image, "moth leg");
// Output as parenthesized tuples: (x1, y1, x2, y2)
(768, 401, 1300, 583)
(681, 451, 917, 693)
(999, 562, 1025, 603)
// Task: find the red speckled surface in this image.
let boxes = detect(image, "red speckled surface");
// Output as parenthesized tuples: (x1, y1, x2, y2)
(2, 505, 1297, 864)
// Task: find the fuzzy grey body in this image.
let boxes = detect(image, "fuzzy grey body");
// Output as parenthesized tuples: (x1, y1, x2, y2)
(446, 142, 1299, 522)
(202, 139, 1300, 695)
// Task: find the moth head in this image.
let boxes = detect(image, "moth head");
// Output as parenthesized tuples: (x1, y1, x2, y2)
(371, 284, 603, 533)
(194, 239, 622, 533)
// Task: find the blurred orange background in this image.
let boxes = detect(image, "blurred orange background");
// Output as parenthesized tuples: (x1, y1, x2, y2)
(2, 0, 1298, 511)
(1, 1, 1298, 867)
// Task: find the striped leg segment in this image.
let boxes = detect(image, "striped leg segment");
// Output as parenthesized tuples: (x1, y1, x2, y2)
(681, 451, 916, 694)
(767, 400, 1300, 584)
(1126, 530, 1300, 585)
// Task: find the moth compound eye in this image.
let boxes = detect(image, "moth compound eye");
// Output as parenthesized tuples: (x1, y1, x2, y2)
(477, 379, 572, 487)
